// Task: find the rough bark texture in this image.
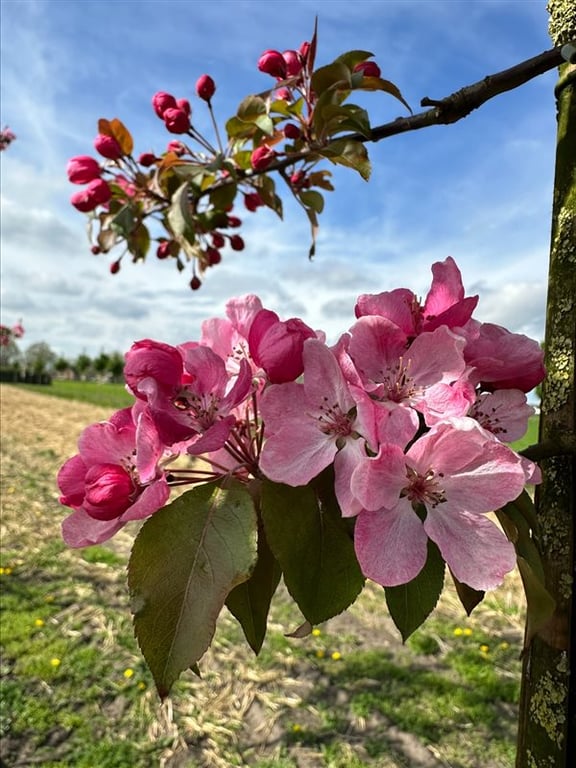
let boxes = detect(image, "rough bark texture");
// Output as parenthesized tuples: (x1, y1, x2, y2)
(516, 2, 576, 766)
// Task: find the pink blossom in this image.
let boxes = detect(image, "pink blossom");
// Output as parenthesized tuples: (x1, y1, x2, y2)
(463, 321, 545, 392)
(11, 322, 24, 338)
(244, 192, 264, 212)
(355, 257, 478, 338)
(67, 155, 101, 184)
(468, 389, 534, 443)
(282, 50, 303, 77)
(250, 145, 277, 172)
(248, 309, 317, 384)
(70, 179, 112, 212)
(177, 98, 192, 117)
(352, 420, 527, 590)
(94, 134, 124, 160)
(59, 406, 170, 547)
(259, 339, 375, 487)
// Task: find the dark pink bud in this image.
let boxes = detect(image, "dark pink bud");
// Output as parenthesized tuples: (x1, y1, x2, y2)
(206, 247, 221, 266)
(274, 88, 292, 102)
(244, 192, 263, 212)
(249, 309, 316, 383)
(196, 74, 216, 102)
(226, 215, 242, 228)
(152, 91, 177, 118)
(84, 464, 132, 519)
(110, 260, 121, 275)
(91, 245, 101, 255)
(177, 98, 192, 117)
(166, 140, 186, 156)
(250, 145, 277, 172)
(229, 235, 245, 251)
(67, 155, 101, 184)
(283, 123, 301, 140)
(282, 50, 302, 77)
(257, 50, 286, 79)
(163, 108, 190, 134)
(70, 179, 112, 212)
(353, 61, 381, 78)
(211, 232, 225, 248)
(94, 134, 124, 160)
(190, 275, 202, 290)
(290, 170, 309, 189)
(138, 152, 157, 167)
(299, 41, 311, 63)
(156, 240, 172, 259)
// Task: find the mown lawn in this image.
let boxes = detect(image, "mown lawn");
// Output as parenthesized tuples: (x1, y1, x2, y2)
(12, 380, 134, 409)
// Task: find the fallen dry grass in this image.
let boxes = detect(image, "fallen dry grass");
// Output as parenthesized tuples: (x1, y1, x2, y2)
(0, 384, 527, 768)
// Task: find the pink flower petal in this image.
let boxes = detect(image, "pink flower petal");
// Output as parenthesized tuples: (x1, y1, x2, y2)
(61, 509, 124, 548)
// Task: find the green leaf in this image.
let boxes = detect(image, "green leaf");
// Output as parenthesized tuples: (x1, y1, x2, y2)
(311, 62, 352, 98)
(237, 94, 268, 122)
(450, 570, 485, 616)
(128, 222, 150, 262)
(299, 190, 324, 214)
(209, 181, 237, 211)
(167, 181, 196, 242)
(318, 104, 372, 139)
(260, 480, 364, 625)
(517, 556, 556, 648)
(225, 523, 282, 654)
(358, 77, 412, 113)
(384, 540, 445, 641)
(128, 482, 258, 698)
(334, 50, 374, 70)
(109, 204, 135, 237)
(320, 139, 371, 181)
(225, 115, 257, 141)
(253, 114, 275, 136)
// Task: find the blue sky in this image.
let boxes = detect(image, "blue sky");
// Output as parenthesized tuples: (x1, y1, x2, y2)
(0, 0, 557, 362)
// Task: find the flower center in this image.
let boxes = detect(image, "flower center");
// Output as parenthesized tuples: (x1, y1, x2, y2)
(172, 389, 222, 429)
(316, 397, 354, 438)
(403, 465, 446, 508)
(379, 357, 421, 403)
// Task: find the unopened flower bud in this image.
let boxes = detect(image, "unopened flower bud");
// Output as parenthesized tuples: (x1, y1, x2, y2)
(190, 275, 202, 290)
(91, 245, 101, 255)
(138, 152, 157, 167)
(156, 240, 172, 259)
(283, 50, 303, 77)
(94, 134, 124, 160)
(353, 61, 381, 78)
(299, 41, 311, 64)
(177, 98, 192, 117)
(211, 232, 225, 248)
(70, 179, 112, 212)
(67, 155, 101, 184)
(226, 215, 242, 228)
(163, 108, 191, 134)
(250, 145, 277, 172)
(274, 88, 292, 102)
(152, 91, 177, 118)
(110, 260, 121, 274)
(229, 235, 245, 251)
(257, 50, 286, 78)
(244, 192, 263, 212)
(196, 74, 216, 102)
(284, 123, 301, 140)
(290, 170, 309, 189)
(206, 247, 221, 265)
(166, 140, 186, 156)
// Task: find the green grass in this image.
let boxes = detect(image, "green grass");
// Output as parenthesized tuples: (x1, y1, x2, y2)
(11, 379, 134, 409)
(511, 413, 539, 452)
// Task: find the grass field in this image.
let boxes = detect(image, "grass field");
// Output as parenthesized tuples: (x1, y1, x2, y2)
(0, 383, 529, 767)
(12, 380, 135, 409)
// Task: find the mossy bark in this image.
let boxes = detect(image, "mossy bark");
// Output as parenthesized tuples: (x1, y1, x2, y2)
(515, 2, 575, 766)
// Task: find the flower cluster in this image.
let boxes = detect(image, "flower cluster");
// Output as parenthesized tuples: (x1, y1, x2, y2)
(0, 321, 24, 346)
(0, 126, 16, 151)
(59, 257, 543, 592)
(65, 28, 410, 288)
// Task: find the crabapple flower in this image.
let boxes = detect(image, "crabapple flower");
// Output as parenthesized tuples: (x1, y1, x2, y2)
(468, 389, 534, 443)
(351, 420, 529, 590)
(196, 75, 216, 102)
(353, 61, 381, 78)
(94, 134, 124, 160)
(70, 179, 112, 212)
(257, 49, 287, 78)
(67, 155, 101, 184)
(163, 107, 191, 134)
(248, 309, 317, 383)
(58, 407, 170, 547)
(152, 91, 177, 118)
(282, 49, 303, 77)
(251, 145, 277, 171)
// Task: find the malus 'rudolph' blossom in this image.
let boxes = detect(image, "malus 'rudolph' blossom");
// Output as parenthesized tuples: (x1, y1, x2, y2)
(94, 134, 124, 160)
(196, 75, 216, 102)
(163, 107, 191, 135)
(70, 179, 112, 212)
(352, 420, 527, 590)
(248, 309, 317, 384)
(251, 145, 277, 171)
(67, 155, 101, 184)
(469, 389, 534, 443)
(152, 91, 177, 118)
(282, 49, 303, 77)
(257, 49, 286, 78)
(353, 61, 382, 78)
(58, 407, 170, 547)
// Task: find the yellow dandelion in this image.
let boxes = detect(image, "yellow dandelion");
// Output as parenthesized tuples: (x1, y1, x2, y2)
(331, 651, 342, 661)
(291, 724, 302, 733)
(463, 628, 473, 636)
(0, 567, 13, 576)
(137, 682, 146, 691)
(315, 649, 325, 659)
(123, 668, 135, 679)
(479, 644, 490, 653)
(50, 658, 61, 667)
(34, 619, 45, 628)
(453, 627, 464, 636)
(311, 628, 321, 637)
(499, 642, 509, 650)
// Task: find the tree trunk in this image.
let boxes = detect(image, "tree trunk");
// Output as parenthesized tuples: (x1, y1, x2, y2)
(516, 2, 576, 766)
